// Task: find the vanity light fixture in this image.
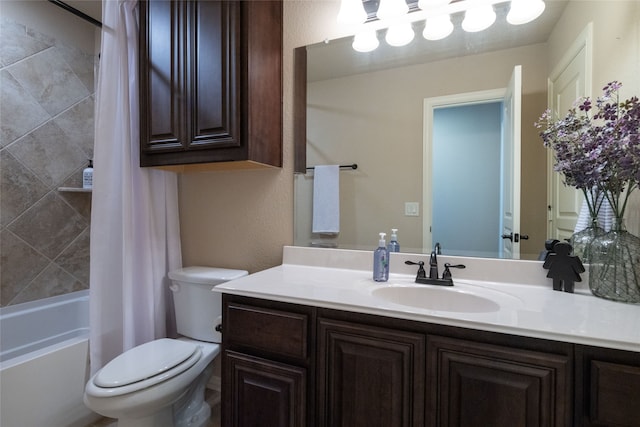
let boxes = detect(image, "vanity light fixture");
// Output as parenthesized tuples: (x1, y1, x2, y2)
(337, 0, 547, 52)
(423, 13, 454, 40)
(337, 0, 368, 25)
(377, 0, 410, 21)
(506, 0, 545, 25)
(461, 1, 497, 32)
(353, 28, 380, 52)
(386, 21, 415, 46)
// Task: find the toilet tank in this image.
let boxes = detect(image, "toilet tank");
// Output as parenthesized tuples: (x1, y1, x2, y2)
(168, 266, 248, 343)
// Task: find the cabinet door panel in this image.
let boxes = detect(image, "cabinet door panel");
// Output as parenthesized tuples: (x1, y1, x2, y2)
(223, 351, 306, 427)
(318, 318, 425, 427)
(589, 360, 640, 426)
(428, 335, 571, 427)
(191, 0, 240, 148)
(140, 0, 184, 151)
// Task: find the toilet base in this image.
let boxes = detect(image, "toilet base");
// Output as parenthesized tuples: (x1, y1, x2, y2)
(176, 401, 211, 427)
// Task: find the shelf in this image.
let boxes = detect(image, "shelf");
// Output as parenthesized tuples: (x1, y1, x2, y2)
(58, 187, 92, 193)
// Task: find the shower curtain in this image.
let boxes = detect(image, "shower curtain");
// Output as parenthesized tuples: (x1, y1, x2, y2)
(89, 0, 182, 373)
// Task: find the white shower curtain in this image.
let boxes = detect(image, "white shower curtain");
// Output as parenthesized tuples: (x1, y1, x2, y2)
(89, 0, 182, 373)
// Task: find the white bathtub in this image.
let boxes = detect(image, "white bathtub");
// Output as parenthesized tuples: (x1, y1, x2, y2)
(0, 290, 101, 427)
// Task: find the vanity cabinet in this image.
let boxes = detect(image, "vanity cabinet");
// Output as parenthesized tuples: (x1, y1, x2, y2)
(139, 0, 282, 169)
(221, 294, 639, 427)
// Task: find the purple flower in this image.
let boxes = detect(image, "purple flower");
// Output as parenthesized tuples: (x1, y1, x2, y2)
(536, 82, 640, 221)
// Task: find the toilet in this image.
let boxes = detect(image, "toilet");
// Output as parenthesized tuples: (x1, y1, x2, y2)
(84, 266, 247, 427)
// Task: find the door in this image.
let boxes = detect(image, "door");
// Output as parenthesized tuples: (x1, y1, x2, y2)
(547, 24, 593, 241)
(500, 65, 523, 259)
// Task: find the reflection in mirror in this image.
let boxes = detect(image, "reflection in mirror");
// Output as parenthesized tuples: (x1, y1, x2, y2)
(294, 1, 640, 260)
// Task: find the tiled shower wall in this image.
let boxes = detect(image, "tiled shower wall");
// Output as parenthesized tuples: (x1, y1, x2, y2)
(0, 17, 96, 307)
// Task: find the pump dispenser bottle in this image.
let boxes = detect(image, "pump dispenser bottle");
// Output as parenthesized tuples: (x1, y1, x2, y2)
(388, 228, 400, 252)
(83, 159, 93, 189)
(373, 232, 389, 282)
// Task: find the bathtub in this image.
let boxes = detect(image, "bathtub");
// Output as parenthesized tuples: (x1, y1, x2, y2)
(0, 290, 101, 427)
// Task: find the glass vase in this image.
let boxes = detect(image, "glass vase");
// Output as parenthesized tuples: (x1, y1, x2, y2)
(570, 219, 605, 264)
(588, 220, 640, 303)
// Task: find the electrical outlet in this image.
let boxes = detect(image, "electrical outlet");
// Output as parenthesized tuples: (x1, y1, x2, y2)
(405, 202, 419, 216)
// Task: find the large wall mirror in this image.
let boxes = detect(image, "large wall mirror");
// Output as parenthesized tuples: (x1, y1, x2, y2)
(294, 0, 640, 259)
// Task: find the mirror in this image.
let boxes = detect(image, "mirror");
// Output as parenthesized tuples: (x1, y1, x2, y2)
(294, 0, 639, 259)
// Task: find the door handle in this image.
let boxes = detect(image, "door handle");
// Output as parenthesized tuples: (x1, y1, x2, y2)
(501, 233, 529, 242)
(501, 232, 514, 241)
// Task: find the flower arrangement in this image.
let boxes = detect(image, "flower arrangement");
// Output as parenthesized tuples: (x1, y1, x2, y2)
(536, 81, 640, 227)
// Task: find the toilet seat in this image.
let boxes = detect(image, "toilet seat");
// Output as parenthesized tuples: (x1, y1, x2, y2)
(87, 339, 202, 397)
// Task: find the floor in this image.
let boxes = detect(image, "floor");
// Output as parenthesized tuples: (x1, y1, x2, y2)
(86, 389, 221, 427)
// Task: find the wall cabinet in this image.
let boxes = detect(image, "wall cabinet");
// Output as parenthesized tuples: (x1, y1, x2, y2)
(139, 0, 282, 170)
(221, 295, 639, 427)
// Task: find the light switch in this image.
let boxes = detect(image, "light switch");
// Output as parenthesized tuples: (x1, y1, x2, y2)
(405, 202, 419, 216)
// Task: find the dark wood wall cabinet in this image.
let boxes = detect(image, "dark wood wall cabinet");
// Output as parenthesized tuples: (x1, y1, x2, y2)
(221, 295, 640, 427)
(139, 0, 282, 170)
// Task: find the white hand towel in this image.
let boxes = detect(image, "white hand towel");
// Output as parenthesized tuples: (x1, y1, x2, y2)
(312, 165, 340, 234)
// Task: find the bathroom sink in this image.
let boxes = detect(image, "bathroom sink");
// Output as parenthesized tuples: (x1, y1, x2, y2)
(371, 285, 501, 313)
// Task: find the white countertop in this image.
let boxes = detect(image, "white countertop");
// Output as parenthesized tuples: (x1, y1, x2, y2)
(213, 247, 640, 352)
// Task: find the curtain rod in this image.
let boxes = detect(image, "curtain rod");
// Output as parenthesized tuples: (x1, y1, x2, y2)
(48, 0, 102, 28)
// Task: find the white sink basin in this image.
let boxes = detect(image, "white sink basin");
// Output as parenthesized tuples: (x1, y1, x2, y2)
(371, 284, 503, 313)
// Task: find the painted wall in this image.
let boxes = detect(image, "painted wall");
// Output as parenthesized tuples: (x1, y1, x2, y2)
(432, 103, 502, 257)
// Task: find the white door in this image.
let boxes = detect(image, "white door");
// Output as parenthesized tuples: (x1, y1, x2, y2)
(547, 24, 593, 242)
(500, 65, 523, 259)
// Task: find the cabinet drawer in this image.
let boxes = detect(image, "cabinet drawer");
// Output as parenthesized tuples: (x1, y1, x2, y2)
(224, 302, 309, 360)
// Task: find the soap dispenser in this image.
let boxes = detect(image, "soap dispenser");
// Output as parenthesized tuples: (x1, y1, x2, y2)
(83, 159, 93, 189)
(373, 232, 389, 282)
(388, 228, 400, 252)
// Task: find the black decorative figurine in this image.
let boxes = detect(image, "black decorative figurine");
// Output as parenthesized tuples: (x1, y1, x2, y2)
(542, 241, 585, 293)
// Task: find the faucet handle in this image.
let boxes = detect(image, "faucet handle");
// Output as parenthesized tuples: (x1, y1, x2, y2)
(442, 263, 466, 280)
(404, 260, 426, 279)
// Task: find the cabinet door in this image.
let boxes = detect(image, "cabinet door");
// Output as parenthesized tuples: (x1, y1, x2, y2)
(139, 0, 241, 166)
(428, 335, 571, 427)
(576, 345, 640, 427)
(317, 318, 425, 427)
(223, 350, 306, 427)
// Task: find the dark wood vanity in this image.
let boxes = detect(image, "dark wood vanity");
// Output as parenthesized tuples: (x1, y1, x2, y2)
(221, 294, 640, 427)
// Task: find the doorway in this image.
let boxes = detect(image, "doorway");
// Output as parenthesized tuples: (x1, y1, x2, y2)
(431, 102, 503, 257)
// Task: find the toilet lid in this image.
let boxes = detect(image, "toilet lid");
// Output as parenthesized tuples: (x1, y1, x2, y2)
(94, 338, 199, 388)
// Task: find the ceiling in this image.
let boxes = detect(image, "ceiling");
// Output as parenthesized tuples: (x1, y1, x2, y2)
(308, 0, 569, 82)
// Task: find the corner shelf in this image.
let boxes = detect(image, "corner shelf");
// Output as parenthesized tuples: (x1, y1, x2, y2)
(58, 187, 92, 193)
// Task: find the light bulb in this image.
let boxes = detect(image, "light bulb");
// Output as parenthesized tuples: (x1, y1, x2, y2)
(377, 0, 409, 21)
(417, 0, 451, 11)
(462, 4, 496, 32)
(337, 0, 367, 26)
(422, 14, 454, 40)
(353, 29, 380, 52)
(385, 22, 415, 47)
(507, 0, 546, 25)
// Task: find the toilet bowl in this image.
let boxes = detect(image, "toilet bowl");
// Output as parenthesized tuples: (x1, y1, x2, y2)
(84, 267, 247, 427)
